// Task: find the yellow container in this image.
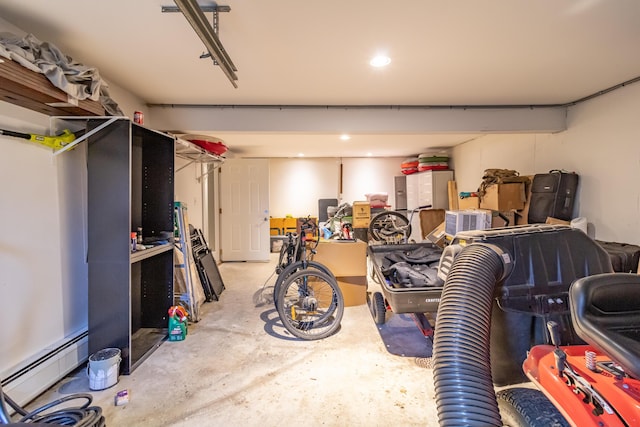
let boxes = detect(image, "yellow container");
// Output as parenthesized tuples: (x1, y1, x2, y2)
(270, 217, 284, 235)
(283, 217, 297, 234)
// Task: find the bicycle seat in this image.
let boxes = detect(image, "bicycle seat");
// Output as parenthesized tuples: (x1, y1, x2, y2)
(569, 273, 640, 379)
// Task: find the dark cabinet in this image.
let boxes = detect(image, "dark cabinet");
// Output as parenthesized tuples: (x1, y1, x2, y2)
(83, 118, 174, 374)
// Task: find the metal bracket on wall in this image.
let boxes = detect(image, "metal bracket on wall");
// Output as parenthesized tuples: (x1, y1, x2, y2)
(174, 136, 225, 182)
(50, 116, 122, 156)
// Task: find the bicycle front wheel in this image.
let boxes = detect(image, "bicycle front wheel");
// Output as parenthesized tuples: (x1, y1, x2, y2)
(368, 211, 411, 243)
(273, 260, 335, 310)
(276, 269, 344, 340)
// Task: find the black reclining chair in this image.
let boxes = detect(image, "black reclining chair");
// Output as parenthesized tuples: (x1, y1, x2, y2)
(569, 272, 640, 379)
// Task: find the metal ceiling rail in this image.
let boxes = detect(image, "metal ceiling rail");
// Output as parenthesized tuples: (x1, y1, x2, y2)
(169, 0, 238, 88)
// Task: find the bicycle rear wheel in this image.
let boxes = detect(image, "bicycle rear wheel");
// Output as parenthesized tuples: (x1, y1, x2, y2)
(368, 211, 411, 243)
(273, 260, 334, 310)
(276, 269, 344, 340)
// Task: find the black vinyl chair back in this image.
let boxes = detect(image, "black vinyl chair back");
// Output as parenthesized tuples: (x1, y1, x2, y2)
(570, 272, 640, 379)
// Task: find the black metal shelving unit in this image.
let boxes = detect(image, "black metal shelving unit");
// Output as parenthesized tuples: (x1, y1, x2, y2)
(58, 117, 175, 374)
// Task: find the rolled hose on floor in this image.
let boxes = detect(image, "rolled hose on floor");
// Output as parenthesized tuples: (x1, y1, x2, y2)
(0, 382, 105, 426)
(433, 243, 509, 427)
(0, 385, 9, 424)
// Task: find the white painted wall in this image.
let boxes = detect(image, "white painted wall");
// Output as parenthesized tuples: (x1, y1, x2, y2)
(268, 157, 403, 219)
(174, 158, 205, 231)
(0, 16, 148, 378)
(0, 102, 74, 374)
(0, 107, 199, 379)
(268, 158, 340, 218)
(342, 157, 404, 208)
(451, 82, 640, 244)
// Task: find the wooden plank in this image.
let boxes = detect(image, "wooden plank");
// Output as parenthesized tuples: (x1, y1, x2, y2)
(0, 58, 104, 116)
(448, 180, 459, 210)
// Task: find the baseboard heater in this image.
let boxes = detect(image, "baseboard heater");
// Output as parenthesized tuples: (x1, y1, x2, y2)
(1, 331, 88, 407)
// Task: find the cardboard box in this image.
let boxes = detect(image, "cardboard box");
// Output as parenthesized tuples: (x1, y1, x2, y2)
(545, 217, 570, 225)
(419, 209, 446, 239)
(336, 276, 367, 307)
(313, 239, 367, 276)
(313, 240, 367, 306)
(458, 196, 480, 210)
(480, 183, 526, 211)
(491, 210, 516, 228)
(270, 235, 287, 252)
(351, 201, 371, 228)
(516, 175, 535, 225)
(445, 209, 492, 237)
(426, 221, 446, 248)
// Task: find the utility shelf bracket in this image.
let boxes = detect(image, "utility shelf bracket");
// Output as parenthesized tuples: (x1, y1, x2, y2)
(50, 116, 125, 155)
(174, 136, 226, 182)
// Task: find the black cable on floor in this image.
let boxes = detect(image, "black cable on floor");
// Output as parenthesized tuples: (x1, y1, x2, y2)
(0, 385, 10, 424)
(0, 384, 105, 426)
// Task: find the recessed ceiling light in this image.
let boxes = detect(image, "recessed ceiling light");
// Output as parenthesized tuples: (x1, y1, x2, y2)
(297, 153, 304, 157)
(340, 134, 351, 141)
(366, 152, 373, 157)
(370, 55, 391, 67)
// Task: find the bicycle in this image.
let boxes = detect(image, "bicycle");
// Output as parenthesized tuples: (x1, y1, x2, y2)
(368, 205, 431, 244)
(273, 217, 344, 339)
(321, 202, 354, 240)
(273, 217, 333, 308)
(276, 268, 344, 339)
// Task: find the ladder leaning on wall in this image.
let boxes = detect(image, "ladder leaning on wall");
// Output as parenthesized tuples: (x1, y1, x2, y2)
(174, 201, 204, 322)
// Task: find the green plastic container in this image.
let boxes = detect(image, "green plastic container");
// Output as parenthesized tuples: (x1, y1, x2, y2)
(168, 315, 187, 341)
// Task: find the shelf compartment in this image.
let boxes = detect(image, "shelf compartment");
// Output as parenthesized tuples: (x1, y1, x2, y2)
(131, 243, 173, 263)
(129, 328, 166, 373)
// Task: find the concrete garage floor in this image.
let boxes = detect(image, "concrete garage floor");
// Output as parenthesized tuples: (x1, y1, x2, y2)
(27, 254, 442, 426)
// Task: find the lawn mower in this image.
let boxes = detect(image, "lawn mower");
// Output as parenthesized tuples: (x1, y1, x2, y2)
(430, 224, 624, 426)
(512, 273, 640, 426)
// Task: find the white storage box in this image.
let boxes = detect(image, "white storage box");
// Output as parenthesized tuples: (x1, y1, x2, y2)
(445, 209, 492, 237)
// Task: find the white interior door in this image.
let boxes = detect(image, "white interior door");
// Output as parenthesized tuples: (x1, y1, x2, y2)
(220, 159, 270, 261)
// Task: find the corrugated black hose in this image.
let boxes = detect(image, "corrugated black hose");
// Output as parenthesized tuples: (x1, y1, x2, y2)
(433, 244, 507, 427)
(0, 382, 104, 426)
(0, 385, 10, 424)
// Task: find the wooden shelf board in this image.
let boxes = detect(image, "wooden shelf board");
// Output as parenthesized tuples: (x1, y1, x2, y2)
(0, 58, 104, 116)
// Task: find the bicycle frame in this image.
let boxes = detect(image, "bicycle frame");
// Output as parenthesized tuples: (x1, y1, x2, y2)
(323, 203, 354, 240)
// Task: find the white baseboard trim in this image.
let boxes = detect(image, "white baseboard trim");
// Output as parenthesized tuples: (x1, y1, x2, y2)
(1, 331, 88, 407)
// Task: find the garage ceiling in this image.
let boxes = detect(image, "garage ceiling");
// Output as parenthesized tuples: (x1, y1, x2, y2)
(0, 0, 639, 158)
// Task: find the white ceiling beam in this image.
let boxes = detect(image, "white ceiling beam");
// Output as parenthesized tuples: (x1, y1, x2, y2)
(148, 105, 566, 134)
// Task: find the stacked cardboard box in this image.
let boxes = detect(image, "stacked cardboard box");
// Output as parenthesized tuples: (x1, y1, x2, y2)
(480, 183, 526, 211)
(313, 239, 368, 306)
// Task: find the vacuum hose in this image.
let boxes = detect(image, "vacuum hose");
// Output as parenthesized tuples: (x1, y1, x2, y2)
(433, 243, 507, 427)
